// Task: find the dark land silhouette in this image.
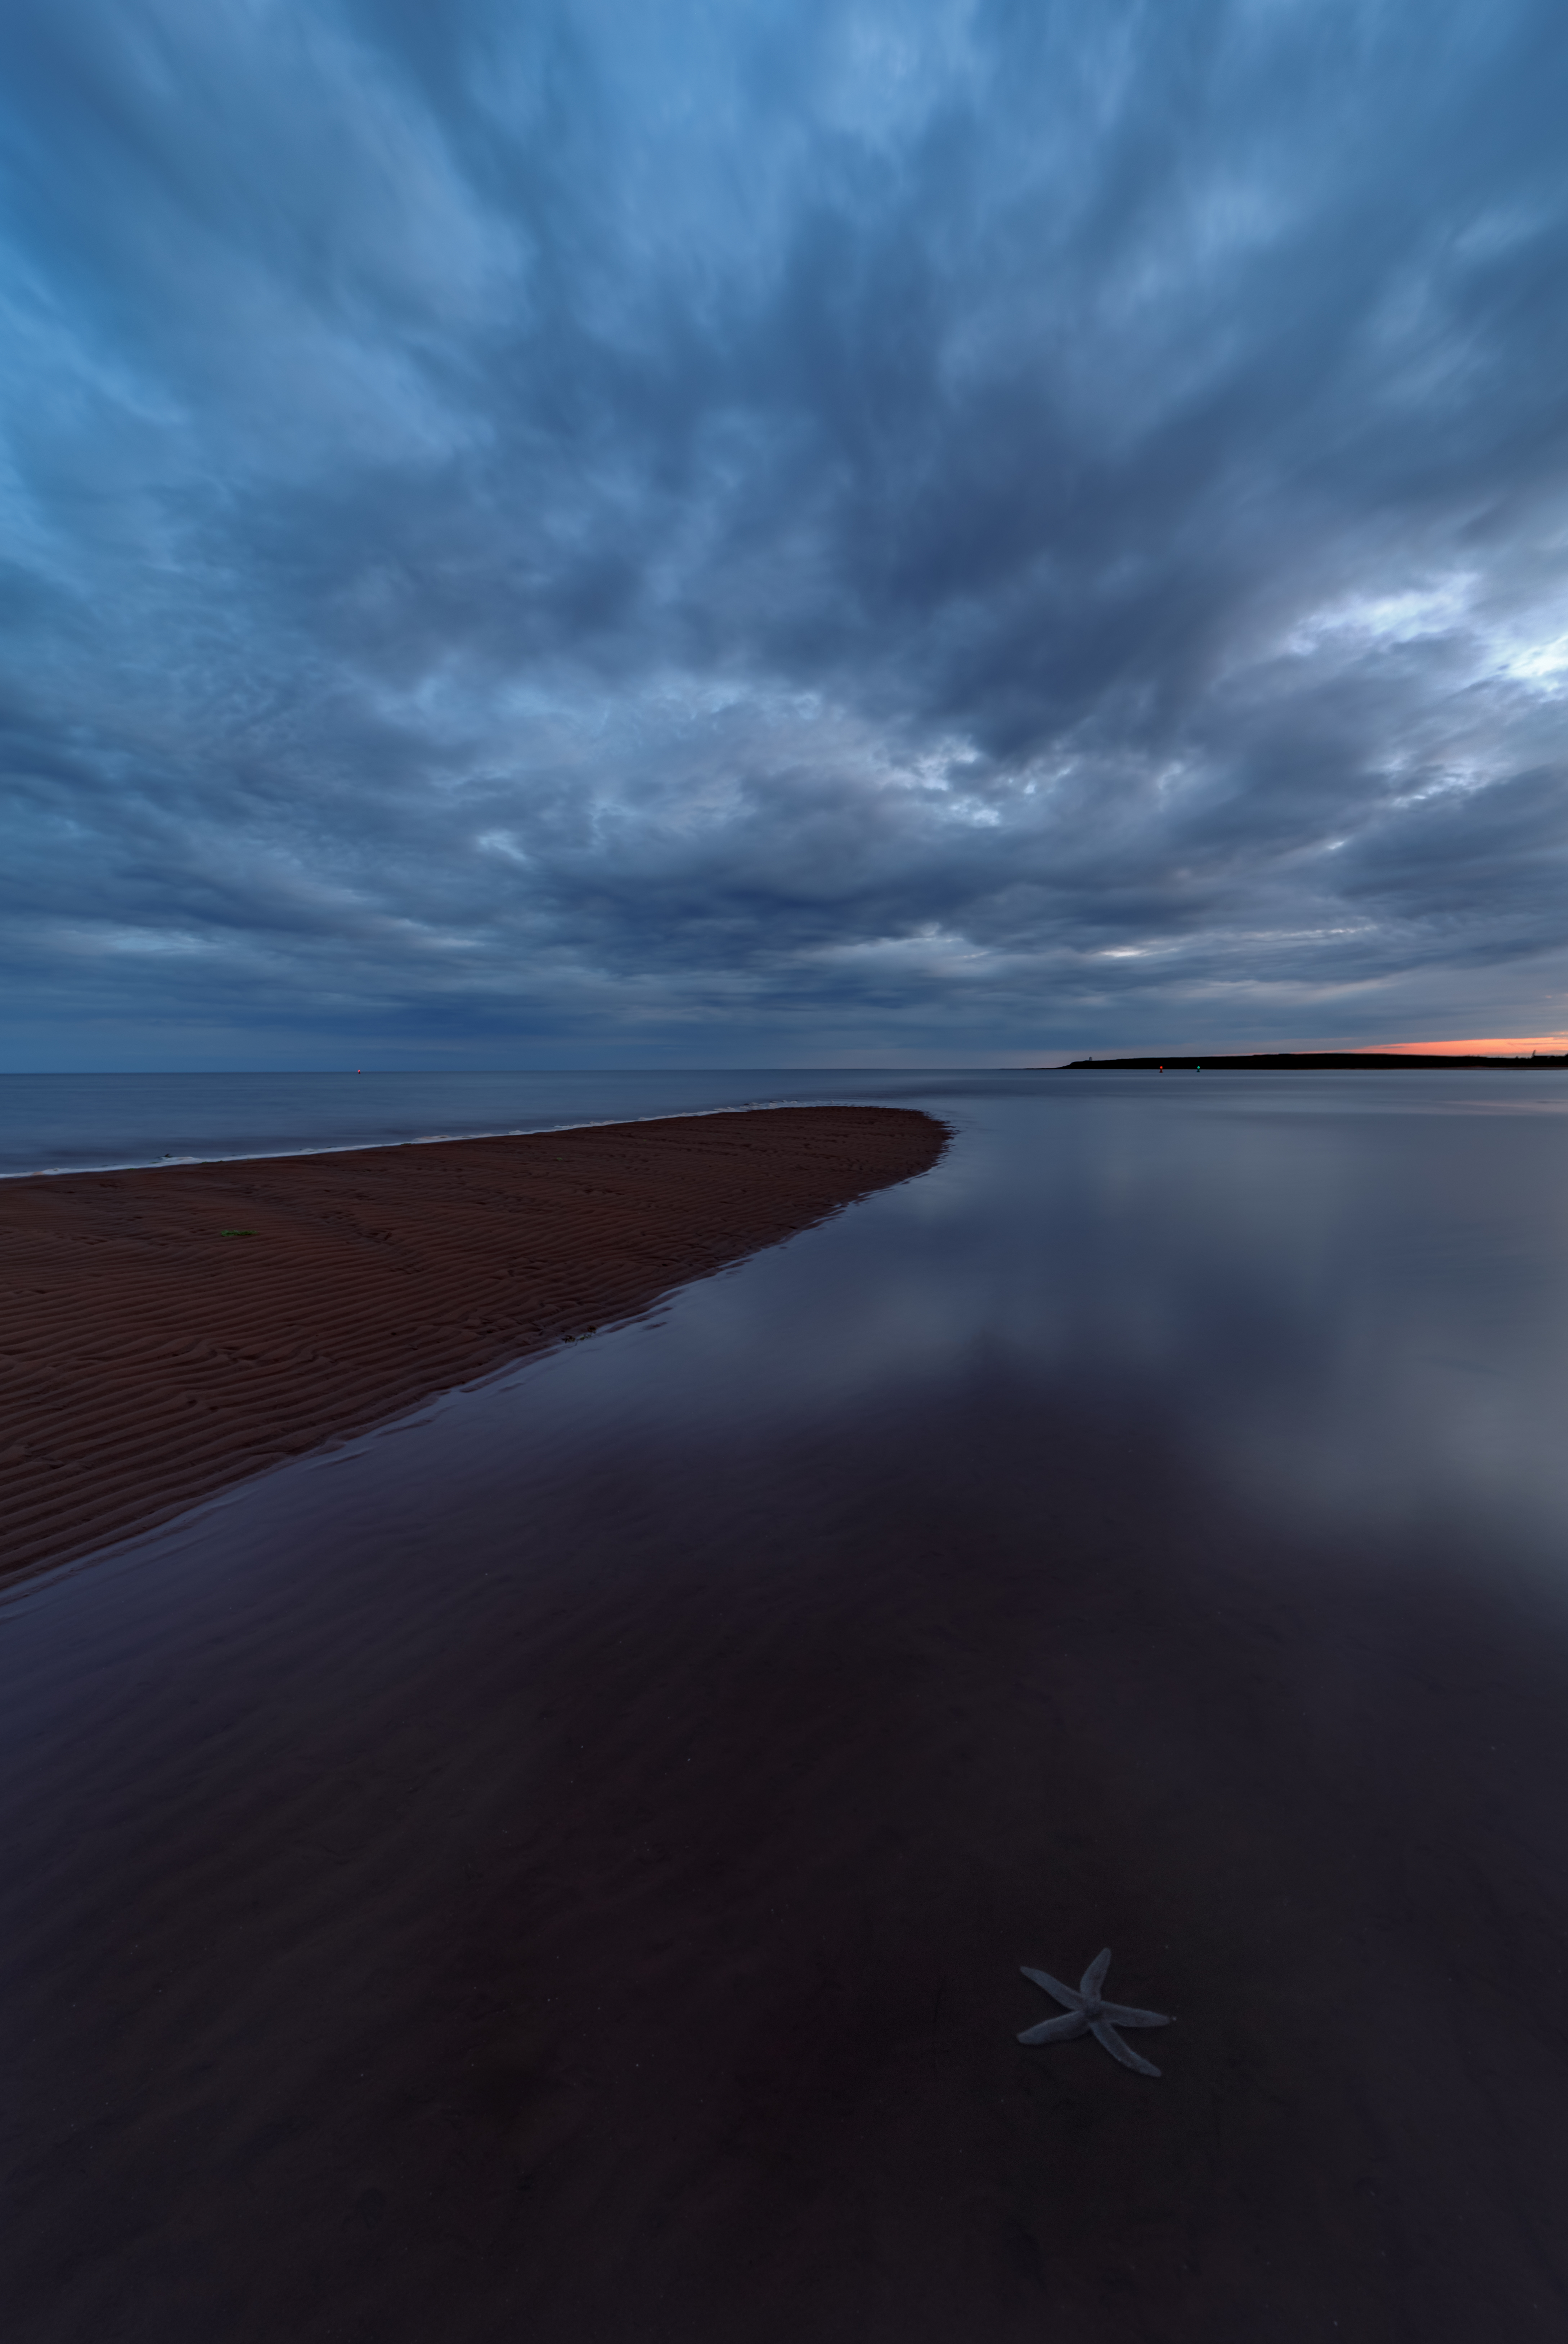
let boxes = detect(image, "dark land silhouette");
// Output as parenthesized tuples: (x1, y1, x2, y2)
(1060, 1050, 1568, 1070)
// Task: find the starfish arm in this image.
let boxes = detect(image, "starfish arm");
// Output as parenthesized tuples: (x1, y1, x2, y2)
(1019, 1966, 1084, 2011)
(1091, 2020, 1162, 2078)
(1017, 2011, 1090, 2045)
(1079, 1948, 1113, 1998)
(1099, 2001, 1172, 2029)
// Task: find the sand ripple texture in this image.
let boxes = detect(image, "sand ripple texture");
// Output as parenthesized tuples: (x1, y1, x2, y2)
(0, 1105, 944, 1578)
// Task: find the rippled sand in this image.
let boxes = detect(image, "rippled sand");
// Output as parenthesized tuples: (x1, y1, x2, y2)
(0, 1105, 944, 1577)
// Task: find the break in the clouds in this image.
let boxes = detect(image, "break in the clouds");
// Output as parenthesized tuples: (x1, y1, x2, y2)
(5, 0, 1568, 1066)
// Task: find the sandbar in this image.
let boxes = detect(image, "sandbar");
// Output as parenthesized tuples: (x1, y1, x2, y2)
(0, 1104, 945, 1578)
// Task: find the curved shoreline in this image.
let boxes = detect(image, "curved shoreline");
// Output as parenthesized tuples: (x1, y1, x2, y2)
(0, 1104, 947, 1581)
(0, 1090, 875, 1183)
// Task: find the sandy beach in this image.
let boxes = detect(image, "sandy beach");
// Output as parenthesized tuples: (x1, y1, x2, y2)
(0, 1081, 1565, 2339)
(0, 1105, 945, 1579)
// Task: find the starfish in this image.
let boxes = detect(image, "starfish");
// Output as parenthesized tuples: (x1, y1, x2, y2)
(1016, 1948, 1173, 2078)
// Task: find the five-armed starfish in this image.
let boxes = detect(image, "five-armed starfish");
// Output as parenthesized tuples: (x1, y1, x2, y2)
(1016, 1948, 1173, 2078)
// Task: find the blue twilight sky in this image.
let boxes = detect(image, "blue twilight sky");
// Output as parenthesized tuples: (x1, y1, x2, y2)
(5, 1, 1568, 1069)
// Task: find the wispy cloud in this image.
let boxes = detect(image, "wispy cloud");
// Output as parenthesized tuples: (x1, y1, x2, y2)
(4, 0, 1568, 1065)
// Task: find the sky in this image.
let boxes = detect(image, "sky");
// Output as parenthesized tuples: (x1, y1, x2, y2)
(4, 0, 1568, 1070)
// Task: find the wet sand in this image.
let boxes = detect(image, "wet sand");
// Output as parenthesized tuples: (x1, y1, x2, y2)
(4, 1088, 1568, 2341)
(3, 1373, 1565, 2344)
(0, 1105, 945, 1577)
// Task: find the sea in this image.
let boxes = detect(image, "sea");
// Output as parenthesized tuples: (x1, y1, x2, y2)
(0, 1067, 940, 1178)
(4, 1065, 1568, 2340)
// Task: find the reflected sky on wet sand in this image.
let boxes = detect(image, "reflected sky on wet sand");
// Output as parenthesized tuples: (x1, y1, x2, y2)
(4, 1073, 1568, 2341)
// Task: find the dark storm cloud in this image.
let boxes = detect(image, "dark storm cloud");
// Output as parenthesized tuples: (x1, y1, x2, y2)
(5, 0, 1568, 1065)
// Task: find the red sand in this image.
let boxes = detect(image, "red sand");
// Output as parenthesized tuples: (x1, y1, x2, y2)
(0, 1105, 945, 1578)
(2, 1115, 1566, 2339)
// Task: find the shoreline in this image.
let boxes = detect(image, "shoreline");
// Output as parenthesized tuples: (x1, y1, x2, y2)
(0, 1093, 862, 1185)
(0, 1103, 945, 1581)
(4, 1090, 1567, 2337)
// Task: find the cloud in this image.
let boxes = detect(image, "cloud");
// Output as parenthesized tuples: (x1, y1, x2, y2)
(4, 0, 1568, 1065)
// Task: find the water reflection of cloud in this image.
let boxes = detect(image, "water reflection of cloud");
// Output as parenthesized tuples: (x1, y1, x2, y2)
(541, 1077, 1568, 1568)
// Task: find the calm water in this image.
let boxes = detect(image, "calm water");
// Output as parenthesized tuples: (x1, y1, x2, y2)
(0, 1068, 949, 1176)
(5, 1071, 1568, 2340)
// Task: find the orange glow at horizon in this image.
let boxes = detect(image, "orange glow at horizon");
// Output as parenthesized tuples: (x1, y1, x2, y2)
(1360, 1034, 1568, 1055)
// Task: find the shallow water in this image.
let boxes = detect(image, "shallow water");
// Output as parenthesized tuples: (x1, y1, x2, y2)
(0, 1067, 946, 1176)
(4, 1072, 1568, 2340)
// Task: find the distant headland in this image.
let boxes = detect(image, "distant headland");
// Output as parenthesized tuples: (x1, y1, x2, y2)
(1056, 1050, 1568, 1071)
